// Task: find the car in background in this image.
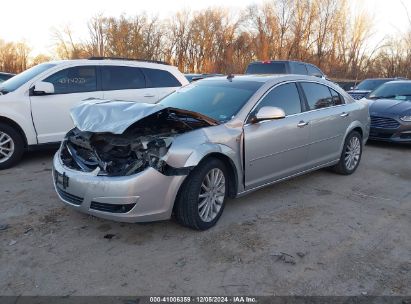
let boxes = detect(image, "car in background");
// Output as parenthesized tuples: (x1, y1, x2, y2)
(53, 74, 369, 230)
(185, 73, 224, 82)
(245, 60, 325, 78)
(363, 80, 411, 143)
(347, 78, 406, 100)
(0, 57, 188, 169)
(0, 72, 15, 84)
(334, 80, 359, 91)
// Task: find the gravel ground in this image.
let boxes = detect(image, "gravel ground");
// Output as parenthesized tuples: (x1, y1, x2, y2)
(0, 142, 410, 296)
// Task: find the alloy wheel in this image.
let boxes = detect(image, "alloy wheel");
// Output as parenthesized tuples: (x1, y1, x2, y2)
(344, 136, 361, 171)
(198, 168, 226, 222)
(0, 131, 14, 164)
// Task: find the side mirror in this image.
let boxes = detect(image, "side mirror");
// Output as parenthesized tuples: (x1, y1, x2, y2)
(32, 81, 54, 95)
(251, 106, 286, 123)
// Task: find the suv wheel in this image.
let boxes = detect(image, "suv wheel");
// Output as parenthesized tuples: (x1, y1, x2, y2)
(0, 123, 25, 170)
(332, 131, 362, 175)
(174, 158, 227, 230)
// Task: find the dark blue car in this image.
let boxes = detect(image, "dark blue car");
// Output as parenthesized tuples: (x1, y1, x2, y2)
(365, 81, 411, 143)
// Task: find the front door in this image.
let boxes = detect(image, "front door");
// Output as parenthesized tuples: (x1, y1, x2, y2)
(244, 82, 311, 190)
(30, 65, 102, 143)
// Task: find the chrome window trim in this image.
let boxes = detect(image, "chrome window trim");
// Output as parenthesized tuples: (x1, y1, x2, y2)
(244, 79, 347, 125)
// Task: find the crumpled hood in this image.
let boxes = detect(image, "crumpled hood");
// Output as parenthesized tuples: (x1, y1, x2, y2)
(369, 99, 411, 115)
(70, 99, 218, 134)
(70, 99, 165, 134)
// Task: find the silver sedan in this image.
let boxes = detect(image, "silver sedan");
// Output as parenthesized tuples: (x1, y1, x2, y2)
(53, 75, 370, 230)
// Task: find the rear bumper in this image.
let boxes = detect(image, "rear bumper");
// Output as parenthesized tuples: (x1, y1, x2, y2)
(52, 152, 187, 222)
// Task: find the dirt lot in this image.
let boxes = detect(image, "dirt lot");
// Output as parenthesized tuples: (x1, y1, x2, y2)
(0, 142, 410, 296)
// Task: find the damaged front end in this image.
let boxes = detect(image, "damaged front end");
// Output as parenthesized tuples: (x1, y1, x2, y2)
(60, 103, 218, 177)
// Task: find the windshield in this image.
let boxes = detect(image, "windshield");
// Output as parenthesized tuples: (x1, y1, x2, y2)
(159, 80, 263, 122)
(246, 62, 286, 74)
(368, 82, 411, 100)
(356, 79, 390, 91)
(0, 63, 56, 93)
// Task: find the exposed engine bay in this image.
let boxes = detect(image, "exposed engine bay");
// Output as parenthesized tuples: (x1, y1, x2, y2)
(60, 107, 217, 176)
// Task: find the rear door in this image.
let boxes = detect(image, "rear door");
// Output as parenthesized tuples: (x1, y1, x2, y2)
(101, 65, 157, 103)
(141, 68, 183, 101)
(244, 82, 311, 189)
(30, 65, 102, 143)
(299, 82, 351, 167)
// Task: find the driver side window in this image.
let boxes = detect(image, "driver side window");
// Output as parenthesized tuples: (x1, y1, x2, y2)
(44, 66, 97, 94)
(255, 83, 302, 116)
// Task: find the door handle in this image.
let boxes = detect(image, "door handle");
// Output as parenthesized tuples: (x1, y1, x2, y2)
(144, 94, 155, 98)
(340, 112, 349, 117)
(297, 121, 309, 128)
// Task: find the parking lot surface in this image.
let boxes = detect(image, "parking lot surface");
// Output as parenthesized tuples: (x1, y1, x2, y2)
(0, 142, 410, 295)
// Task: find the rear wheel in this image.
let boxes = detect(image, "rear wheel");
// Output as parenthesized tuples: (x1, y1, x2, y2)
(332, 131, 362, 175)
(174, 158, 227, 230)
(0, 123, 25, 170)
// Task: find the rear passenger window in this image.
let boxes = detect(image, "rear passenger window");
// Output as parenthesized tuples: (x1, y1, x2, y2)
(102, 66, 145, 90)
(44, 66, 97, 94)
(141, 68, 181, 88)
(329, 88, 344, 105)
(294, 63, 308, 75)
(255, 83, 302, 116)
(301, 82, 333, 110)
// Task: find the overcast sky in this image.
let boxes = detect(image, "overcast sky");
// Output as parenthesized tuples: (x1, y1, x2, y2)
(1, 0, 410, 56)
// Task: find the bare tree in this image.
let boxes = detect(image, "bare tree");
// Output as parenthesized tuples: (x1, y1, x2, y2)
(0, 39, 31, 73)
(36, 1, 410, 78)
(86, 14, 106, 57)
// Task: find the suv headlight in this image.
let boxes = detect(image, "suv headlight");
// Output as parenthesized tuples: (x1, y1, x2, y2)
(400, 115, 411, 122)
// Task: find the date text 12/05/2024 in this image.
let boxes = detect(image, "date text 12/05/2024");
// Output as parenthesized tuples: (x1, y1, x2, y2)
(149, 296, 257, 303)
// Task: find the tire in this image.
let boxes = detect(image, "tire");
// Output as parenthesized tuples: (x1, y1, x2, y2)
(0, 123, 25, 170)
(332, 131, 362, 175)
(174, 158, 228, 230)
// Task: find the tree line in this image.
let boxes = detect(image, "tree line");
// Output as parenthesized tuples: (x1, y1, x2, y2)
(1, 0, 410, 80)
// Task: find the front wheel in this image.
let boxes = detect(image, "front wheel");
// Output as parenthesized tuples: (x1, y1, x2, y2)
(332, 131, 362, 175)
(174, 158, 227, 230)
(0, 123, 25, 170)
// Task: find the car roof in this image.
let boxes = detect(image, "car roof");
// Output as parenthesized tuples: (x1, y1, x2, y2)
(198, 74, 324, 83)
(250, 60, 306, 64)
(45, 59, 175, 70)
(381, 80, 411, 84)
(363, 77, 400, 81)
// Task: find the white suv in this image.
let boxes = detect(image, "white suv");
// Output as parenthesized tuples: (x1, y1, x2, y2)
(0, 57, 188, 169)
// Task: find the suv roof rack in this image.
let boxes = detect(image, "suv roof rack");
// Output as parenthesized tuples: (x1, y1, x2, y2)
(88, 57, 170, 65)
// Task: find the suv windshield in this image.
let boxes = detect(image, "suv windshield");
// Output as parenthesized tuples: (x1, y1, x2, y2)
(355, 79, 391, 91)
(0, 63, 56, 94)
(368, 82, 411, 101)
(245, 62, 287, 74)
(159, 80, 263, 122)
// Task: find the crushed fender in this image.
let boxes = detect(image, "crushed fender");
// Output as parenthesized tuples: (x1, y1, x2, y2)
(61, 107, 214, 177)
